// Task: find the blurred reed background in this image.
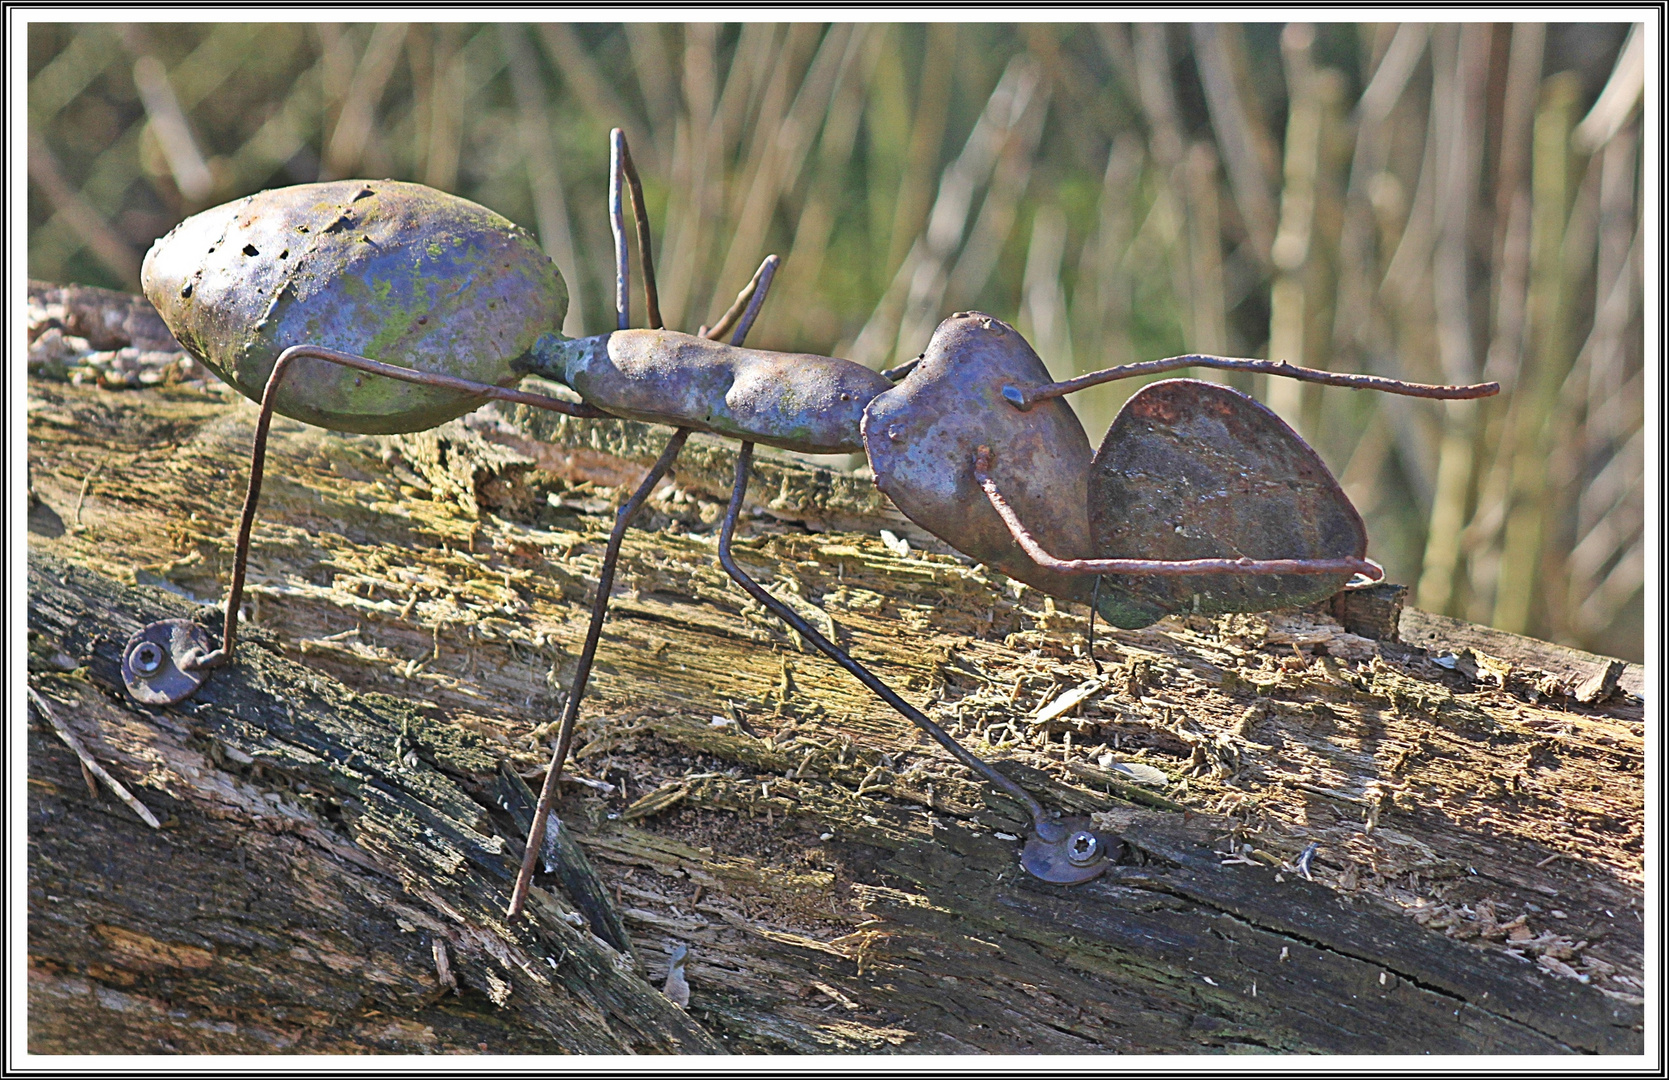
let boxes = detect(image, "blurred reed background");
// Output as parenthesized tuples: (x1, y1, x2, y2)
(26, 21, 1645, 662)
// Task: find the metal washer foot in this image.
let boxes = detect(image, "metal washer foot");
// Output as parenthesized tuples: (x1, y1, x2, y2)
(122, 618, 213, 705)
(1021, 815, 1116, 884)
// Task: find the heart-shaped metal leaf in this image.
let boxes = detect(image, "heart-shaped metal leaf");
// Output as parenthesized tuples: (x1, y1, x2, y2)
(1088, 379, 1366, 626)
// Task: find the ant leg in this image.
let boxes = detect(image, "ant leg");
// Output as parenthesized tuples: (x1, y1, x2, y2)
(122, 344, 604, 707)
(609, 130, 631, 330)
(726, 256, 778, 345)
(881, 355, 922, 382)
(507, 427, 691, 919)
(716, 442, 1052, 833)
(973, 447, 1384, 581)
(701, 255, 779, 343)
(213, 355, 603, 674)
(614, 130, 662, 329)
(1002, 354, 1500, 411)
(513, 179, 769, 914)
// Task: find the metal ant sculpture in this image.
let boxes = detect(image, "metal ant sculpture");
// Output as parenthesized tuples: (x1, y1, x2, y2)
(125, 130, 1497, 908)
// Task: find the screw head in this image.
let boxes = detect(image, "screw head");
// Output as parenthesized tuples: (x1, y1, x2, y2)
(1019, 815, 1112, 884)
(1067, 830, 1100, 866)
(130, 641, 165, 675)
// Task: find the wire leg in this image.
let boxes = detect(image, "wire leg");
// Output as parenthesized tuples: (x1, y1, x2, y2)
(193, 359, 287, 671)
(609, 129, 630, 330)
(508, 429, 689, 917)
(615, 131, 662, 330)
(701, 255, 779, 343)
(974, 447, 1382, 580)
(507, 428, 691, 918)
(727, 257, 778, 346)
(188, 345, 602, 677)
(717, 443, 1049, 829)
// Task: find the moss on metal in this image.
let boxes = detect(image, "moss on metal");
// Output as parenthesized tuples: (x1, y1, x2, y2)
(142, 181, 567, 434)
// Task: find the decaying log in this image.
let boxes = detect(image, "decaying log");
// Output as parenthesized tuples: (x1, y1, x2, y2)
(25, 283, 1646, 1055)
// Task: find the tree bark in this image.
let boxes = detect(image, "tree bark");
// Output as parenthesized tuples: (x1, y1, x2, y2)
(25, 282, 1645, 1055)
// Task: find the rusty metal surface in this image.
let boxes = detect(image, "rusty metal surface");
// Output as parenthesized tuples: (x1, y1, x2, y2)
(863, 313, 1095, 603)
(1087, 379, 1366, 626)
(142, 180, 567, 434)
(527, 328, 891, 455)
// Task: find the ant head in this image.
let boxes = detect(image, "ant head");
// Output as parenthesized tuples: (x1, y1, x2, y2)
(861, 312, 1095, 604)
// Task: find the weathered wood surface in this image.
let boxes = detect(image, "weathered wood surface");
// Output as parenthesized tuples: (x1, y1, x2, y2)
(25, 284, 1646, 1054)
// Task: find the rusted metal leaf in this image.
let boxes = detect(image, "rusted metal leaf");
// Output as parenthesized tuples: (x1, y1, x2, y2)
(1087, 379, 1366, 626)
(142, 180, 567, 434)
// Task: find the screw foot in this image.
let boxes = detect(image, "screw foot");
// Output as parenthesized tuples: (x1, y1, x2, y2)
(122, 619, 214, 705)
(1021, 815, 1117, 884)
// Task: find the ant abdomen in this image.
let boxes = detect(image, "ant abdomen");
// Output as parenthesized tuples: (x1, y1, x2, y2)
(142, 180, 566, 435)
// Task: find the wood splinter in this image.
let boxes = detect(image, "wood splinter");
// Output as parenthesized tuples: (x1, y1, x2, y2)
(432, 938, 456, 993)
(29, 685, 161, 830)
